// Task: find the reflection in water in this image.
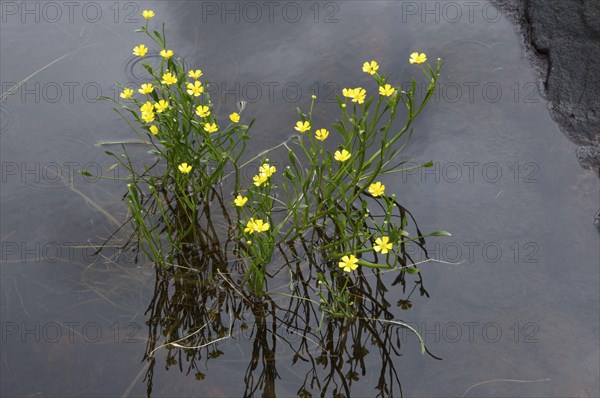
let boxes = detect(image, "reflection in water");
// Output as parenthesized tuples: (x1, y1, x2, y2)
(131, 186, 437, 397)
(142, 259, 434, 398)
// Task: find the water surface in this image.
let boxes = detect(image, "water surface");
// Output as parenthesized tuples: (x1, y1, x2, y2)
(1, 1, 598, 397)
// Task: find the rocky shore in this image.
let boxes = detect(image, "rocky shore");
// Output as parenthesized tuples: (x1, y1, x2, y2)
(493, 0, 600, 229)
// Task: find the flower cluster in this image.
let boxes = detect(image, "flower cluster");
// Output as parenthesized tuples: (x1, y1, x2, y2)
(109, 9, 446, 305)
(342, 87, 367, 104)
(253, 163, 276, 187)
(244, 218, 270, 234)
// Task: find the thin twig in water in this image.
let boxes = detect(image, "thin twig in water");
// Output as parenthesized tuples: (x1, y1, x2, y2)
(461, 378, 551, 398)
(121, 361, 151, 398)
(0, 44, 100, 102)
(149, 310, 233, 354)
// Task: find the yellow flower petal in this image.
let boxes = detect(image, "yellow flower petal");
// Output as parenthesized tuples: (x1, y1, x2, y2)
(161, 72, 177, 85)
(186, 81, 204, 97)
(334, 149, 351, 162)
(338, 254, 359, 272)
(351, 88, 366, 104)
(315, 128, 329, 141)
(178, 162, 192, 174)
(374, 236, 393, 254)
(204, 122, 218, 133)
(133, 44, 148, 57)
(120, 88, 134, 99)
(154, 99, 169, 113)
(368, 181, 385, 197)
(140, 101, 154, 114)
(294, 121, 311, 133)
(258, 163, 276, 177)
(142, 10, 155, 20)
(188, 69, 203, 79)
(409, 52, 427, 64)
(378, 84, 395, 97)
(362, 60, 379, 75)
(195, 105, 210, 118)
(139, 83, 154, 94)
(234, 195, 248, 207)
(229, 112, 240, 123)
(160, 49, 174, 59)
(253, 174, 268, 186)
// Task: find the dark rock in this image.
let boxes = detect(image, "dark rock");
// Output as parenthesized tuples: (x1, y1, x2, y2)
(576, 146, 600, 174)
(493, 0, 600, 232)
(493, 0, 600, 170)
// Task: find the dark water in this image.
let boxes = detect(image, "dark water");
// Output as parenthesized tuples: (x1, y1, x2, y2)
(1, 1, 598, 397)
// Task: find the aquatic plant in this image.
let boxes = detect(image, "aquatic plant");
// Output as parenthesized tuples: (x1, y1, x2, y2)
(93, 10, 449, 322)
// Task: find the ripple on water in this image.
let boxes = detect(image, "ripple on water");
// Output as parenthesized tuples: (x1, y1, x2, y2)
(438, 38, 501, 75)
(122, 52, 192, 84)
(0, 103, 14, 136)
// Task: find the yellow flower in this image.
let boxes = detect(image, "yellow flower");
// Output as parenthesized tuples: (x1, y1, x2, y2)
(244, 218, 257, 234)
(368, 181, 385, 197)
(142, 10, 155, 20)
(186, 81, 204, 97)
(342, 87, 366, 104)
(342, 88, 354, 98)
(338, 254, 359, 272)
(409, 52, 427, 64)
(373, 236, 393, 254)
(138, 83, 154, 94)
(178, 162, 192, 174)
(253, 174, 268, 186)
(195, 105, 210, 118)
(229, 112, 240, 123)
(161, 72, 177, 85)
(362, 60, 379, 75)
(315, 128, 329, 141)
(154, 99, 169, 113)
(351, 88, 366, 104)
(294, 121, 311, 133)
(160, 49, 174, 59)
(120, 88, 134, 99)
(234, 195, 248, 207)
(253, 219, 270, 233)
(334, 149, 351, 162)
(378, 84, 395, 97)
(133, 44, 148, 57)
(141, 112, 155, 123)
(188, 69, 203, 79)
(149, 125, 159, 135)
(245, 218, 269, 233)
(259, 163, 276, 177)
(140, 101, 154, 114)
(204, 122, 218, 133)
